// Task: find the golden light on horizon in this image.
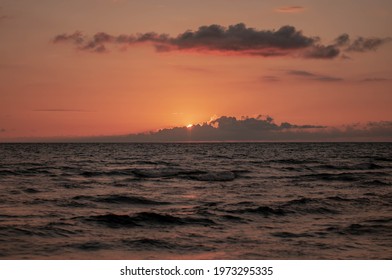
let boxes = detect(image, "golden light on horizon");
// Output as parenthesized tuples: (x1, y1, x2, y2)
(0, 0, 391, 142)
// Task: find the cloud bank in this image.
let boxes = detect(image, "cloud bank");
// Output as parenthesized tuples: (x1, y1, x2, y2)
(68, 116, 392, 142)
(53, 23, 391, 59)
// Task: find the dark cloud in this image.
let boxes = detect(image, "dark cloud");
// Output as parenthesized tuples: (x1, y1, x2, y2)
(287, 70, 343, 82)
(53, 31, 86, 45)
(334, 33, 350, 47)
(333, 34, 391, 53)
(337, 121, 392, 140)
(52, 24, 342, 59)
(0, 128, 5, 133)
(53, 30, 169, 54)
(346, 37, 392, 52)
(209, 115, 324, 131)
(275, 6, 305, 13)
(304, 44, 340, 59)
(171, 24, 315, 53)
(53, 24, 390, 59)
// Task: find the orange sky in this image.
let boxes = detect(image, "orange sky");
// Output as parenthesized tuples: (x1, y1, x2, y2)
(0, 0, 391, 140)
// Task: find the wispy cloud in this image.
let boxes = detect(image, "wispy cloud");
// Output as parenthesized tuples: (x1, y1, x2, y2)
(33, 109, 90, 112)
(262, 75, 281, 82)
(287, 70, 315, 77)
(172, 65, 213, 73)
(52, 23, 391, 59)
(0, 14, 8, 22)
(275, 6, 305, 13)
(287, 70, 343, 82)
(0, 7, 10, 22)
(360, 77, 390, 82)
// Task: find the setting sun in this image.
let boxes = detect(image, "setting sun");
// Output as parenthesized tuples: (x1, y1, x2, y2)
(0, 0, 391, 269)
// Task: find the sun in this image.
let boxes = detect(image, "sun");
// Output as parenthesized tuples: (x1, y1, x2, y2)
(186, 124, 193, 128)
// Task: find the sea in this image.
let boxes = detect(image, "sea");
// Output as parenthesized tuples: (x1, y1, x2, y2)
(0, 143, 391, 259)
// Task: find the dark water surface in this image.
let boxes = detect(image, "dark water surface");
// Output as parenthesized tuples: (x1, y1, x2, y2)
(0, 143, 391, 259)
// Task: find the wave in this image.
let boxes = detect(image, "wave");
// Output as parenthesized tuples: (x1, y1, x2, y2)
(84, 212, 216, 228)
(133, 160, 179, 166)
(218, 214, 245, 221)
(0, 170, 19, 176)
(271, 231, 313, 238)
(326, 196, 352, 202)
(285, 196, 369, 205)
(362, 217, 392, 225)
(68, 241, 110, 251)
(80, 169, 134, 177)
(121, 238, 213, 252)
(73, 194, 170, 205)
(327, 223, 392, 236)
(77, 167, 245, 182)
(295, 172, 388, 182)
(0, 168, 52, 176)
(132, 168, 183, 178)
(56, 200, 93, 208)
(283, 197, 317, 205)
(122, 238, 198, 251)
(285, 197, 339, 207)
(230, 199, 341, 217)
(0, 225, 78, 238)
(318, 163, 385, 171)
(122, 238, 174, 249)
(231, 206, 288, 216)
(373, 156, 392, 162)
(60, 183, 89, 189)
(270, 159, 319, 164)
(21, 188, 41, 194)
(361, 179, 390, 186)
(184, 171, 236, 182)
(283, 197, 341, 214)
(95, 194, 171, 205)
(84, 214, 139, 228)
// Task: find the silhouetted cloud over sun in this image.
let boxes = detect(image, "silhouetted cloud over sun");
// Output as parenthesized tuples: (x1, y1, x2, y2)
(66, 115, 392, 142)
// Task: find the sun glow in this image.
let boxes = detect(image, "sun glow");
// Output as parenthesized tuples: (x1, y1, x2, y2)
(186, 124, 193, 128)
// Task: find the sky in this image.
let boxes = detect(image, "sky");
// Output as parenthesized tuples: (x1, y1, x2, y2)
(0, 0, 391, 141)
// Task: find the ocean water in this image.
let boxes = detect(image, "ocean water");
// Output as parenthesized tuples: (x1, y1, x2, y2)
(0, 143, 391, 259)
